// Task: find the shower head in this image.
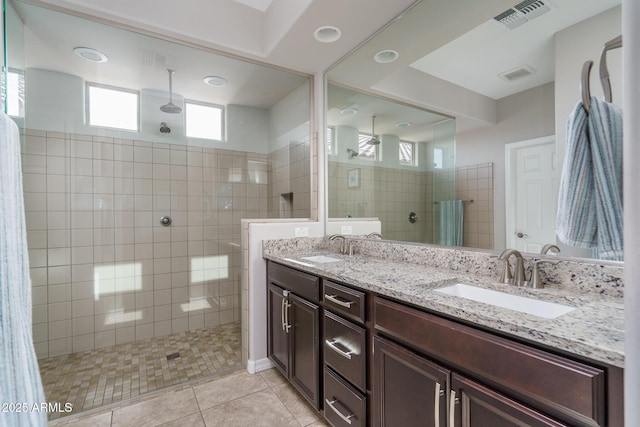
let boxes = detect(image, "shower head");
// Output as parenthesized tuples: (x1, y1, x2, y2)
(160, 69, 182, 114)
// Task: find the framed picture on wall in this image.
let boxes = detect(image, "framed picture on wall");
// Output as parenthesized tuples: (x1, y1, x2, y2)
(348, 168, 360, 188)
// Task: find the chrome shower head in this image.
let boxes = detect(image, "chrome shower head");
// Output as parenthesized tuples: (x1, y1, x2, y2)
(160, 69, 182, 114)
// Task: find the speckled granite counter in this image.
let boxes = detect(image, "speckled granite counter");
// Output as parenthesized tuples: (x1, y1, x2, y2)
(263, 238, 624, 368)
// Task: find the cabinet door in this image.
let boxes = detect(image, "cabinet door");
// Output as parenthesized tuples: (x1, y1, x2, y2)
(267, 283, 289, 376)
(451, 374, 568, 427)
(372, 336, 449, 427)
(289, 293, 321, 410)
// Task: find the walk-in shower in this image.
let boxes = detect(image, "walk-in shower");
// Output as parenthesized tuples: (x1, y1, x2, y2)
(4, 0, 312, 419)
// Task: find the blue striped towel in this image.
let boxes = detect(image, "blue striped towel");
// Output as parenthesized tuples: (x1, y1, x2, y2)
(556, 97, 623, 261)
(588, 97, 623, 260)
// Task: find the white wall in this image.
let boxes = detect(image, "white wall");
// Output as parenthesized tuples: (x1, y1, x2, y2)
(24, 68, 276, 153)
(269, 81, 311, 152)
(456, 82, 555, 250)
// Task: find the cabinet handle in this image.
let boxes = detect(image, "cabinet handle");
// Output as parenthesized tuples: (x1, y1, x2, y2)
(284, 300, 291, 333)
(449, 390, 459, 427)
(325, 294, 354, 308)
(325, 339, 354, 360)
(434, 382, 443, 427)
(281, 297, 286, 331)
(325, 398, 355, 425)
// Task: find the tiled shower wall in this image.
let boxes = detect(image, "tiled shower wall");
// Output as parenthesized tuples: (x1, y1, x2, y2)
(328, 162, 433, 243)
(268, 140, 311, 218)
(456, 162, 494, 249)
(22, 129, 271, 359)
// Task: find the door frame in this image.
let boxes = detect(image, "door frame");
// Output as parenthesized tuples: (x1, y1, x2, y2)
(504, 135, 556, 250)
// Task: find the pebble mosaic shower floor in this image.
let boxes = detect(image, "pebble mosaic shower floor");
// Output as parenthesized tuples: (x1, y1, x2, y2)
(38, 322, 241, 420)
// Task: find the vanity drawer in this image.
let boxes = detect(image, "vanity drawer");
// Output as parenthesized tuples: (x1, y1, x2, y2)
(324, 310, 367, 392)
(324, 366, 366, 427)
(267, 261, 320, 303)
(374, 297, 606, 426)
(324, 280, 366, 323)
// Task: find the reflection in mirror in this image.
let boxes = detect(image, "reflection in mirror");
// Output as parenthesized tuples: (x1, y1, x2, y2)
(6, 0, 312, 418)
(326, 0, 622, 260)
(327, 83, 477, 245)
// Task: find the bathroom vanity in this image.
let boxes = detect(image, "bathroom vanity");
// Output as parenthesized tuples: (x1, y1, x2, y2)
(264, 238, 624, 427)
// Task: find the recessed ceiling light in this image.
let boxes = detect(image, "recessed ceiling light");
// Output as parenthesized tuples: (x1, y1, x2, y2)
(340, 107, 358, 115)
(314, 26, 342, 43)
(73, 47, 108, 63)
(395, 121, 412, 127)
(374, 49, 399, 64)
(203, 76, 228, 87)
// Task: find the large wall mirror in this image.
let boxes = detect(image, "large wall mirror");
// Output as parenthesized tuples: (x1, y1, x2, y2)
(326, 0, 622, 261)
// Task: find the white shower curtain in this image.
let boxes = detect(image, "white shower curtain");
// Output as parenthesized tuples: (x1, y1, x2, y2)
(0, 112, 47, 427)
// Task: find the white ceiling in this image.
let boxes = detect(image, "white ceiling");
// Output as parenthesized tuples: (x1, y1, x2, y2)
(410, 0, 621, 100)
(24, 0, 417, 74)
(233, 0, 273, 12)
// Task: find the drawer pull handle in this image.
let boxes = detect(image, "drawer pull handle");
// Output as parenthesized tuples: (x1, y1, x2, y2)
(326, 339, 354, 360)
(325, 294, 354, 308)
(325, 398, 355, 425)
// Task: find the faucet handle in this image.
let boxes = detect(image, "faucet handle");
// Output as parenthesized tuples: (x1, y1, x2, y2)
(491, 255, 513, 284)
(527, 259, 561, 289)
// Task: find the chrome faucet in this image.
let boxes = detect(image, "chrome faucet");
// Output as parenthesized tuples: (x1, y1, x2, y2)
(498, 249, 526, 286)
(540, 244, 561, 255)
(329, 234, 347, 254)
(366, 232, 383, 239)
(526, 259, 560, 289)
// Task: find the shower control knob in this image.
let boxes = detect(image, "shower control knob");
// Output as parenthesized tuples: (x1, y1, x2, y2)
(516, 232, 528, 238)
(160, 216, 172, 226)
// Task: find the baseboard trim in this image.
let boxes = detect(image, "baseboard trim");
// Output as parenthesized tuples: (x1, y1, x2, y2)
(247, 357, 274, 374)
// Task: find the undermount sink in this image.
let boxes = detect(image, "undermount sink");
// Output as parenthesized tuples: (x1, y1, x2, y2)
(300, 255, 343, 264)
(434, 283, 576, 319)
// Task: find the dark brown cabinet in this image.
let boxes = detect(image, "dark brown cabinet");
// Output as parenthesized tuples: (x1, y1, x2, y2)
(451, 374, 567, 427)
(267, 263, 321, 409)
(373, 296, 618, 427)
(322, 279, 368, 427)
(372, 335, 448, 427)
(266, 260, 623, 427)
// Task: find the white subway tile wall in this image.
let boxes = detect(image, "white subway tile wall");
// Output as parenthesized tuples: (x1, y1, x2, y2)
(21, 129, 309, 359)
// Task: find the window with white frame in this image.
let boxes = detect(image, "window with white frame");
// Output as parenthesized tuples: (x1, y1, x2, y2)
(433, 147, 444, 169)
(2, 69, 25, 117)
(358, 133, 378, 161)
(326, 126, 335, 156)
(399, 141, 415, 166)
(87, 83, 139, 131)
(185, 101, 224, 141)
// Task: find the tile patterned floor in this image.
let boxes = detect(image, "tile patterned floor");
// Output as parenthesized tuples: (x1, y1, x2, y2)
(48, 368, 330, 427)
(39, 323, 241, 420)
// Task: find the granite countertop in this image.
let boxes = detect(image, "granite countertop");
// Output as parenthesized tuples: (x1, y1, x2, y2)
(263, 249, 624, 368)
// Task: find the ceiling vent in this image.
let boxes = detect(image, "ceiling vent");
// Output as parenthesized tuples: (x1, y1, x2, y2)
(498, 65, 537, 82)
(493, 0, 554, 30)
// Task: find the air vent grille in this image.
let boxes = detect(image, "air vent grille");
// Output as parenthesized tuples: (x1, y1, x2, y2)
(493, 0, 553, 30)
(498, 65, 537, 82)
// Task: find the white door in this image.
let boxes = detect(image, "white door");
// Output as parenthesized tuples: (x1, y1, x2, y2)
(505, 137, 557, 253)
